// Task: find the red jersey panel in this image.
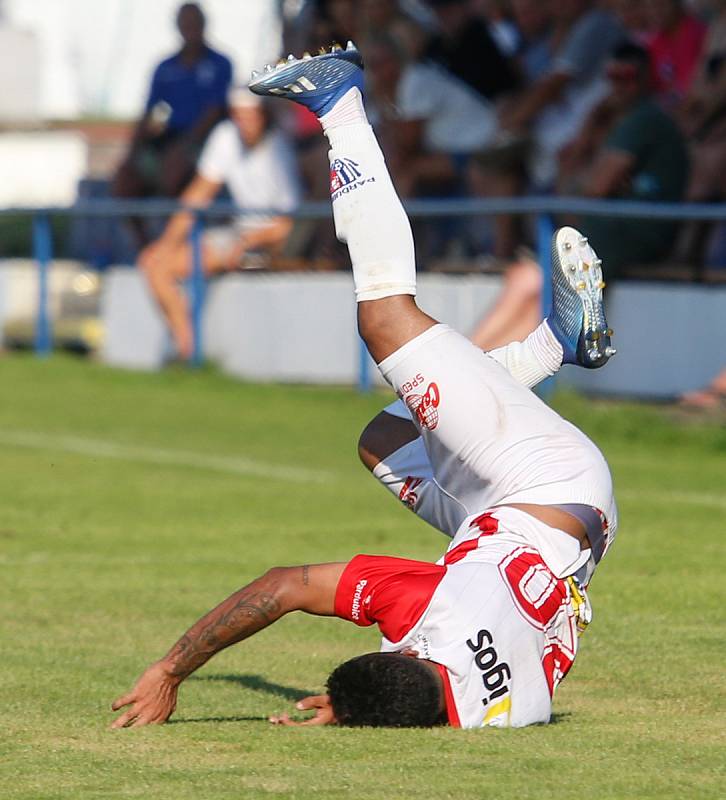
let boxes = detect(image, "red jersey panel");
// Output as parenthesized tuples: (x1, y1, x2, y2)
(334, 554, 446, 643)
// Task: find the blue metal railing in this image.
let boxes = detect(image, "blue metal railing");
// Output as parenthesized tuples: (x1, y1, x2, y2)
(2, 196, 725, 386)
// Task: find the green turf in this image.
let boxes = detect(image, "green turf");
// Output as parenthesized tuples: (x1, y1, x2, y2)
(0, 354, 724, 799)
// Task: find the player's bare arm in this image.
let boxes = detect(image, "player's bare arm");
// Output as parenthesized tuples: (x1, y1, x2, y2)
(110, 563, 345, 729)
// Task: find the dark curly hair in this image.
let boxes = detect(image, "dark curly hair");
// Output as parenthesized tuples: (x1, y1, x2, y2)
(327, 653, 444, 727)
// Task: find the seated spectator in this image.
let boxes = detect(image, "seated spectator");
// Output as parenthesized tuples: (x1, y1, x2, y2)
(469, 0, 623, 259)
(139, 89, 301, 359)
(607, 0, 653, 45)
(676, 0, 726, 263)
(425, 0, 521, 102)
(465, 0, 554, 258)
(471, 42, 690, 350)
(469, 249, 544, 350)
(559, 42, 689, 275)
(680, 365, 726, 408)
(499, 0, 625, 188)
(646, 0, 707, 109)
(112, 3, 232, 246)
(511, 0, 554, 83)
(364, 30, 498, 198)
(474, 0, 522, 57)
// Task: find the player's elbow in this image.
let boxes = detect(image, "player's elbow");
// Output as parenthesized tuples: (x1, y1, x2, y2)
(259, 566, 299, 614)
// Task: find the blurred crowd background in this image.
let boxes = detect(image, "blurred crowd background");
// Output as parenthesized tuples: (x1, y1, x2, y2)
(1, 0, 726, 402)
(1, 0, 725, 272)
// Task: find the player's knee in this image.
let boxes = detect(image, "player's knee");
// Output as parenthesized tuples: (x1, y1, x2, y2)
(358, 422, 381, 472)
(358, 412, 419, 472)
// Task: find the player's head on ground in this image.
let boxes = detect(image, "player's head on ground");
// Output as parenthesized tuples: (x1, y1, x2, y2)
(327, 652, 446, 727)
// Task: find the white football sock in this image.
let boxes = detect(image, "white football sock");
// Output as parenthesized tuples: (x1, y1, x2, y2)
(487, 320, 564, 389)
(319, 86, 367, 132)
(323, 95, 416, 302)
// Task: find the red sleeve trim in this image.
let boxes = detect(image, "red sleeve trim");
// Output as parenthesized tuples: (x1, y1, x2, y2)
(334, 554, 446, 643)
(437, 663, 461, 728)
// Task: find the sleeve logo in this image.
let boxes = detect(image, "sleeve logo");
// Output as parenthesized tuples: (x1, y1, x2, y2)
(351, 579, 368, 621)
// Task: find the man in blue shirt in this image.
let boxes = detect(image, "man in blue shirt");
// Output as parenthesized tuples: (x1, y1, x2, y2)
(112, 2, 233, 245)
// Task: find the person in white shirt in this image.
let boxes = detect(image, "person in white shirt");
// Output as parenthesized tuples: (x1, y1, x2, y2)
(110, 46, 617, 731)
(139, 87, 301, 359)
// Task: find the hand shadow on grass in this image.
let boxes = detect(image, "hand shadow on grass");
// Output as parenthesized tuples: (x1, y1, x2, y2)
(192, 673, 317, 700)
(168, 673, 317, 724)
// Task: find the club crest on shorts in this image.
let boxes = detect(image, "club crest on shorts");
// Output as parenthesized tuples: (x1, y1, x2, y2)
(405, 382, 440, 431)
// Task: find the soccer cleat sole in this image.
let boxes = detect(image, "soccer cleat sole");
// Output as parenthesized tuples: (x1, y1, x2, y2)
(552, 227, 616, 368)
(248, 42, 363, 113)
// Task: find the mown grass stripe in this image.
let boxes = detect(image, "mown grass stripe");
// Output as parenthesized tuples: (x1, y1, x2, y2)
(0, 429, 330, 484)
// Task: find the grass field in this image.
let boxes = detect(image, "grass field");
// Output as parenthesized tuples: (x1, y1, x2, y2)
(1, 354, 724, 799)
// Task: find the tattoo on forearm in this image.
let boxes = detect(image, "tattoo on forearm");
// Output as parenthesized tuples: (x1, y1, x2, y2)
(302, 565, 310, 586)
(166, 589, 282, 678)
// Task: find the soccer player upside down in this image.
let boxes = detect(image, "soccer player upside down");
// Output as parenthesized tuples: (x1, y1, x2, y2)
(111, 44, 618, 730)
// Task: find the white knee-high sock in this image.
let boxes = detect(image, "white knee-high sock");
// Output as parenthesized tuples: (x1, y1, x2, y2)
(487, 320, 564, 389)
(320, 88, 416, 301)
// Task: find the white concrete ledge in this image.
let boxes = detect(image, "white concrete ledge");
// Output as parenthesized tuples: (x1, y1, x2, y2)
(96, 269, 726, 398)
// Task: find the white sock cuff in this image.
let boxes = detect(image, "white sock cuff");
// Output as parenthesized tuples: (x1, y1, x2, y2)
(356, 284, 417, 302)
(531, 321, 565, 374)
(319, 87, 368, 134)
(324, 121, 384, 154)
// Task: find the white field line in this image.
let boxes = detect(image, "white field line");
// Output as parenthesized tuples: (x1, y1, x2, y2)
(617, 488, 726, 510)
(0, 429, 331, 484)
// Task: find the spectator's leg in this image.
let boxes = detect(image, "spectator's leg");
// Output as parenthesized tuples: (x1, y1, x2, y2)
(158, 142, 198, 197)
(111, 154, 153, 248)
(468, 160, 525, 260)
(139, 239, 234, 359)
(469, 255, 543, 350)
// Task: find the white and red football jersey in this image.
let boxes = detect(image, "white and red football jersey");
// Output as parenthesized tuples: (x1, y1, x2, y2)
(334, 509, 579, 729)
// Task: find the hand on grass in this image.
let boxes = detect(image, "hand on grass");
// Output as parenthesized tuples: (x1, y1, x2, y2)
(269, 694, 336, 727)
(110, 661, 181, 729)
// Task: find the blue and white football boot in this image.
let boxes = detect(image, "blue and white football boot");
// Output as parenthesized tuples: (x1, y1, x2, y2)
(248, 42, 364, 116)
(547, 226, 616, 369)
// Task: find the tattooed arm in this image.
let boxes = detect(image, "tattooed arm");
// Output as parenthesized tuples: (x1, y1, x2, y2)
(110, 562, 346, 728)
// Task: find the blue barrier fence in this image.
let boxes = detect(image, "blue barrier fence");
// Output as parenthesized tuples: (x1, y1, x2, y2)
(2, 196, 725, 387)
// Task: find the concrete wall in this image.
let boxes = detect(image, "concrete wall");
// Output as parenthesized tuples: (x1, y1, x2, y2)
(0, 132, 87, 206)
(0, 25, 41, 121)
(0, 259, 88, 346)
(99, 269, 726, 398)
(100, 270, 504, 383)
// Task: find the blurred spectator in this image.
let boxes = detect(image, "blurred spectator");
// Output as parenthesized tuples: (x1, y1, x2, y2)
(365, 30, 498, 198)
(680, 365, 726, 408)
(676, 0, 726, 263)
(606, 0, 653, 45)
(559, 41, 689, 274)
(469, 249, 545, 350)
(139, 88, 301, 359)
(465, 0, 553, 258)
(646, 0, 707, 108)
(471, 41, 689, 350)
(511, 0, 554, 82)
(112, 3, 233, 246)
(500, 0, 625, 187)
(473, 0, 522, 56)
(471, 0, 623, 259)
(425, 0, 521, 101)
